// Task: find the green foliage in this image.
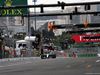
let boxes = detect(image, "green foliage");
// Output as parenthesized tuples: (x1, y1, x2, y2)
(50, 31, 74, 45)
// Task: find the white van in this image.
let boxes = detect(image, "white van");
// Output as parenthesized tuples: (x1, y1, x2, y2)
(15, 40, 27, 57)
(15, 36, 36, 57)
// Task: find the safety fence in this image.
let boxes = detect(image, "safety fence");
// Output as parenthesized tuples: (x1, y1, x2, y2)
(54, 46, 100, 57)
(76, 53, 98, 57)
(1, 48, 40, 58)
(69, 47, 100, 57)
(55, 52, 99, 57)
(1, 46, 100, 58)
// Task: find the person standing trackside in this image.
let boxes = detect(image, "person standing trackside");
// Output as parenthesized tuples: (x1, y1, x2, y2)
(19, 44, 23, 57)
(4, 44, 10, 58)
(22, 44, 27, 57)
(72, 52, 76, 57)
(9, 46, 13, 58)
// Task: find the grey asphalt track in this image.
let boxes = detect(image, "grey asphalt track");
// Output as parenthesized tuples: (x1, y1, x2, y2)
(0, 57, 100, 75)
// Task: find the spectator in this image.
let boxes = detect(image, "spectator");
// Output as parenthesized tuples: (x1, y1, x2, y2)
(19, 44, 23, 57)
(4, 44, 10, 58)
(22, 44, 27, 57)
(72, 52, 76, 57)
(9, 46, 13, 58)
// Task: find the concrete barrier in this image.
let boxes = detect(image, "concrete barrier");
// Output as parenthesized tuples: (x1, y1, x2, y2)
(0, 57, 40, 62)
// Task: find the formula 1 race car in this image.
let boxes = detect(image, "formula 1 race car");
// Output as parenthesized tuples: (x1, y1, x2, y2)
(41, 51, 56, 59)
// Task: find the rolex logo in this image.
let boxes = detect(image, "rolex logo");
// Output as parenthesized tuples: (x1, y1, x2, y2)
(4, 0, 12, 6)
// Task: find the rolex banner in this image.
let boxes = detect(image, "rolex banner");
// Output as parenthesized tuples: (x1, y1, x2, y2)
(0, 0, 27, 17)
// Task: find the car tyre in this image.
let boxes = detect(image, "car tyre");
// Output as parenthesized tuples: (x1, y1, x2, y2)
(41, 55, 44, 59)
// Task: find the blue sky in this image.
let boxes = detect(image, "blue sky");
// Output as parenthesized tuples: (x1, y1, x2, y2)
(28, 0, 100, 12)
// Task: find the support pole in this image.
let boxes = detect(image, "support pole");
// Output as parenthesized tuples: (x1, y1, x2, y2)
(34, 1, 36, 32)
(27, 9, 31, 57)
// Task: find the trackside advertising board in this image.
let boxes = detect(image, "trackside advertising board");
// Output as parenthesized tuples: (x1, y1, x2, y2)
(71, 34, 100, 43)
(0, 0, 27, 16)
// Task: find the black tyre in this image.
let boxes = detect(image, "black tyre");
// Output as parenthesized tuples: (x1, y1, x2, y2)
(52, 54, 56, 58)
(41, 55, 44, 59)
